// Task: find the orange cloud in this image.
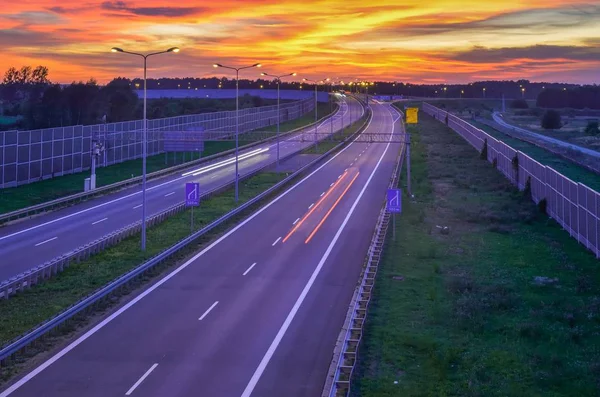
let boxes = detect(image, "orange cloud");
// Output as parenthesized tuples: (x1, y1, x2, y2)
(0, 1, 598, 84)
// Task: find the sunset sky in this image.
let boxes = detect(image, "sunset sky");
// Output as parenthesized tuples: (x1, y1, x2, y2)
(0, 1, 598, 84)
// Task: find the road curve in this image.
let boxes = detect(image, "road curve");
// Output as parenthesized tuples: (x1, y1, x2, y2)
(0, 98, 364, 282)
(0, 100, 403, 397)
(492, 112, 600, 158)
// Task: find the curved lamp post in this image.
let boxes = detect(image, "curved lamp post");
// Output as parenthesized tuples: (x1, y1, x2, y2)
(302, 77, 329, 150)
(212, 62, 261, 202)
(260, 72, 297, 168)
(111, 46, 179, 251)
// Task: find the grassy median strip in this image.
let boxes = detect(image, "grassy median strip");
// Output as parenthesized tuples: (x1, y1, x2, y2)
(0, 103, 336, 215)
(0, 172, 287, 350)
(352, 112, 600, 396)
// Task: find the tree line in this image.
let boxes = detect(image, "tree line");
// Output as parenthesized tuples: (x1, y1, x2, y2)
(536, 86, 600, 110)
(0, 67, 274, 131)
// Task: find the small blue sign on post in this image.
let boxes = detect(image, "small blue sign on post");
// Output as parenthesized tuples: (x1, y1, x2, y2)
(185, 182, 200, 207)
(387, 188, 402, 213)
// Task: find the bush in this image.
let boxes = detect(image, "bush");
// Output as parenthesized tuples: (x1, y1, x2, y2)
(480, 139, 488, 160)
(510, 99, 529, 109)
(584, 121, 600, 136)
(541, 110, 562, 129)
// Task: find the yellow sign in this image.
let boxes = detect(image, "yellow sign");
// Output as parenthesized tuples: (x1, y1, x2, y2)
(406, 107, 419, 124)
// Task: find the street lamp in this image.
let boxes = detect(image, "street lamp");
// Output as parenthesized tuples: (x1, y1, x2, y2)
(260, 71, 296, 169)
(521, 87, 526, 98)
(111, 46, 179, 251)
(212, 62, 261, 202)
(483, 87, 486, 98)
(303, 77, 329, 150)
(460, 89, 464, 98)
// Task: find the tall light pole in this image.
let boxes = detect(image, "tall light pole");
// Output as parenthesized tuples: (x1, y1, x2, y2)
(521, 87, 525, 99)
(260, 71, 296, 169)
(303, 77, 329, 151)
(483, 87, 486, 98)
(213, 62, 261, 202)
(111, 46, 179, 251)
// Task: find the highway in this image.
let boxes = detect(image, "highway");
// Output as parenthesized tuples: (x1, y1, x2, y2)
(0, 97, 363, 282)
(0, 100, 403, 397)
(492, 112, 600, 158)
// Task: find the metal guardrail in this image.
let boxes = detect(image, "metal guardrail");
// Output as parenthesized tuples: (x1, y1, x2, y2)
(0, 103, 354, 300)
(0, 106, 341, 226)
(326, 107, 406, 397)
(0, 107, 371, 363)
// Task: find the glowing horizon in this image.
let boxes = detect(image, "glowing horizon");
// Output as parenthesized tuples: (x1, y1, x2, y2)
(0, 1, 598, 84)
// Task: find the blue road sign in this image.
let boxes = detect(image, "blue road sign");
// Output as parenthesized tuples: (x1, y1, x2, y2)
(387, 188, 402, 213)
(185, 182, 200, 206)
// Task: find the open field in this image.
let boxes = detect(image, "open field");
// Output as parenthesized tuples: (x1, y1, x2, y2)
(352, 112, 600, 397)
(0, 102, 335, 215)
(471, 121, 600, 191)
(503, 113, 600, 152)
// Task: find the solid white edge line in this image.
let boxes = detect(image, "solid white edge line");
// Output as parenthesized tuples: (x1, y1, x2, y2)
(34, 237, 57, 247)
(125, 363, 158, 396)
(181, 147, 265, 177)
(243, 263, 257, 276)
(272, 237, 282, 246)
(164, 192, 175, 197)
(198, 301, 219, 321)
(0, 98, 369, 397)
(0, 173, 186, 243)
(240, 103, 395, 397)
(293, 218, 300, 225)
(91, 218, 108, 225)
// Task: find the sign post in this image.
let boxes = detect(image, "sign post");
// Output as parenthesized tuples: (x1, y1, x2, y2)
(387, 188, 402, 240)
(185, 182, 200, 232)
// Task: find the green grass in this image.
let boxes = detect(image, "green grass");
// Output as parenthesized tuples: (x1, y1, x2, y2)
(472, 121, 600, 192)
(352, 112, 600, 397)
(261, 102, 337, 133)
(0, 172, 286, 352)
(0, 116, 19, 126)
(0, 104, 338, 215)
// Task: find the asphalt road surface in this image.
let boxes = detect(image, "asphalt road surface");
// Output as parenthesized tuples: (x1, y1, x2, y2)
(0, 98, 363, 282)
(0, 100, 404, 397)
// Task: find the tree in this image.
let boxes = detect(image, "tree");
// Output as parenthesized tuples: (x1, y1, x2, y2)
(17, 66, 32, 84)
(584, 121, 600, 136)
(541, 110, 562, 129)
(31, 66, 50, 84)
(2, 67, 19, 84)
(100, 78, 138, 122)
(510, 99, 528, 109)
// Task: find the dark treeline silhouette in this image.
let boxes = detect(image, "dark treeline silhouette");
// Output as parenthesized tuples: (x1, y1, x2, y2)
(0, 69, 276, 131)
(132, 77, 303, 91)
(536, 86, 600, 110)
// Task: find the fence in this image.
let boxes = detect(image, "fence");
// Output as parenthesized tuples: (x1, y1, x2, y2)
(0, 98, 314, 188)
(423, 103, 599, 259)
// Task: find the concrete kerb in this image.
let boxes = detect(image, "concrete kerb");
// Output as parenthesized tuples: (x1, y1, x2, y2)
(0, 104, 371, 367)
(0, 104, 367, 300)
(0, 102, 342, 226)
(323, 107, 405, 397)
